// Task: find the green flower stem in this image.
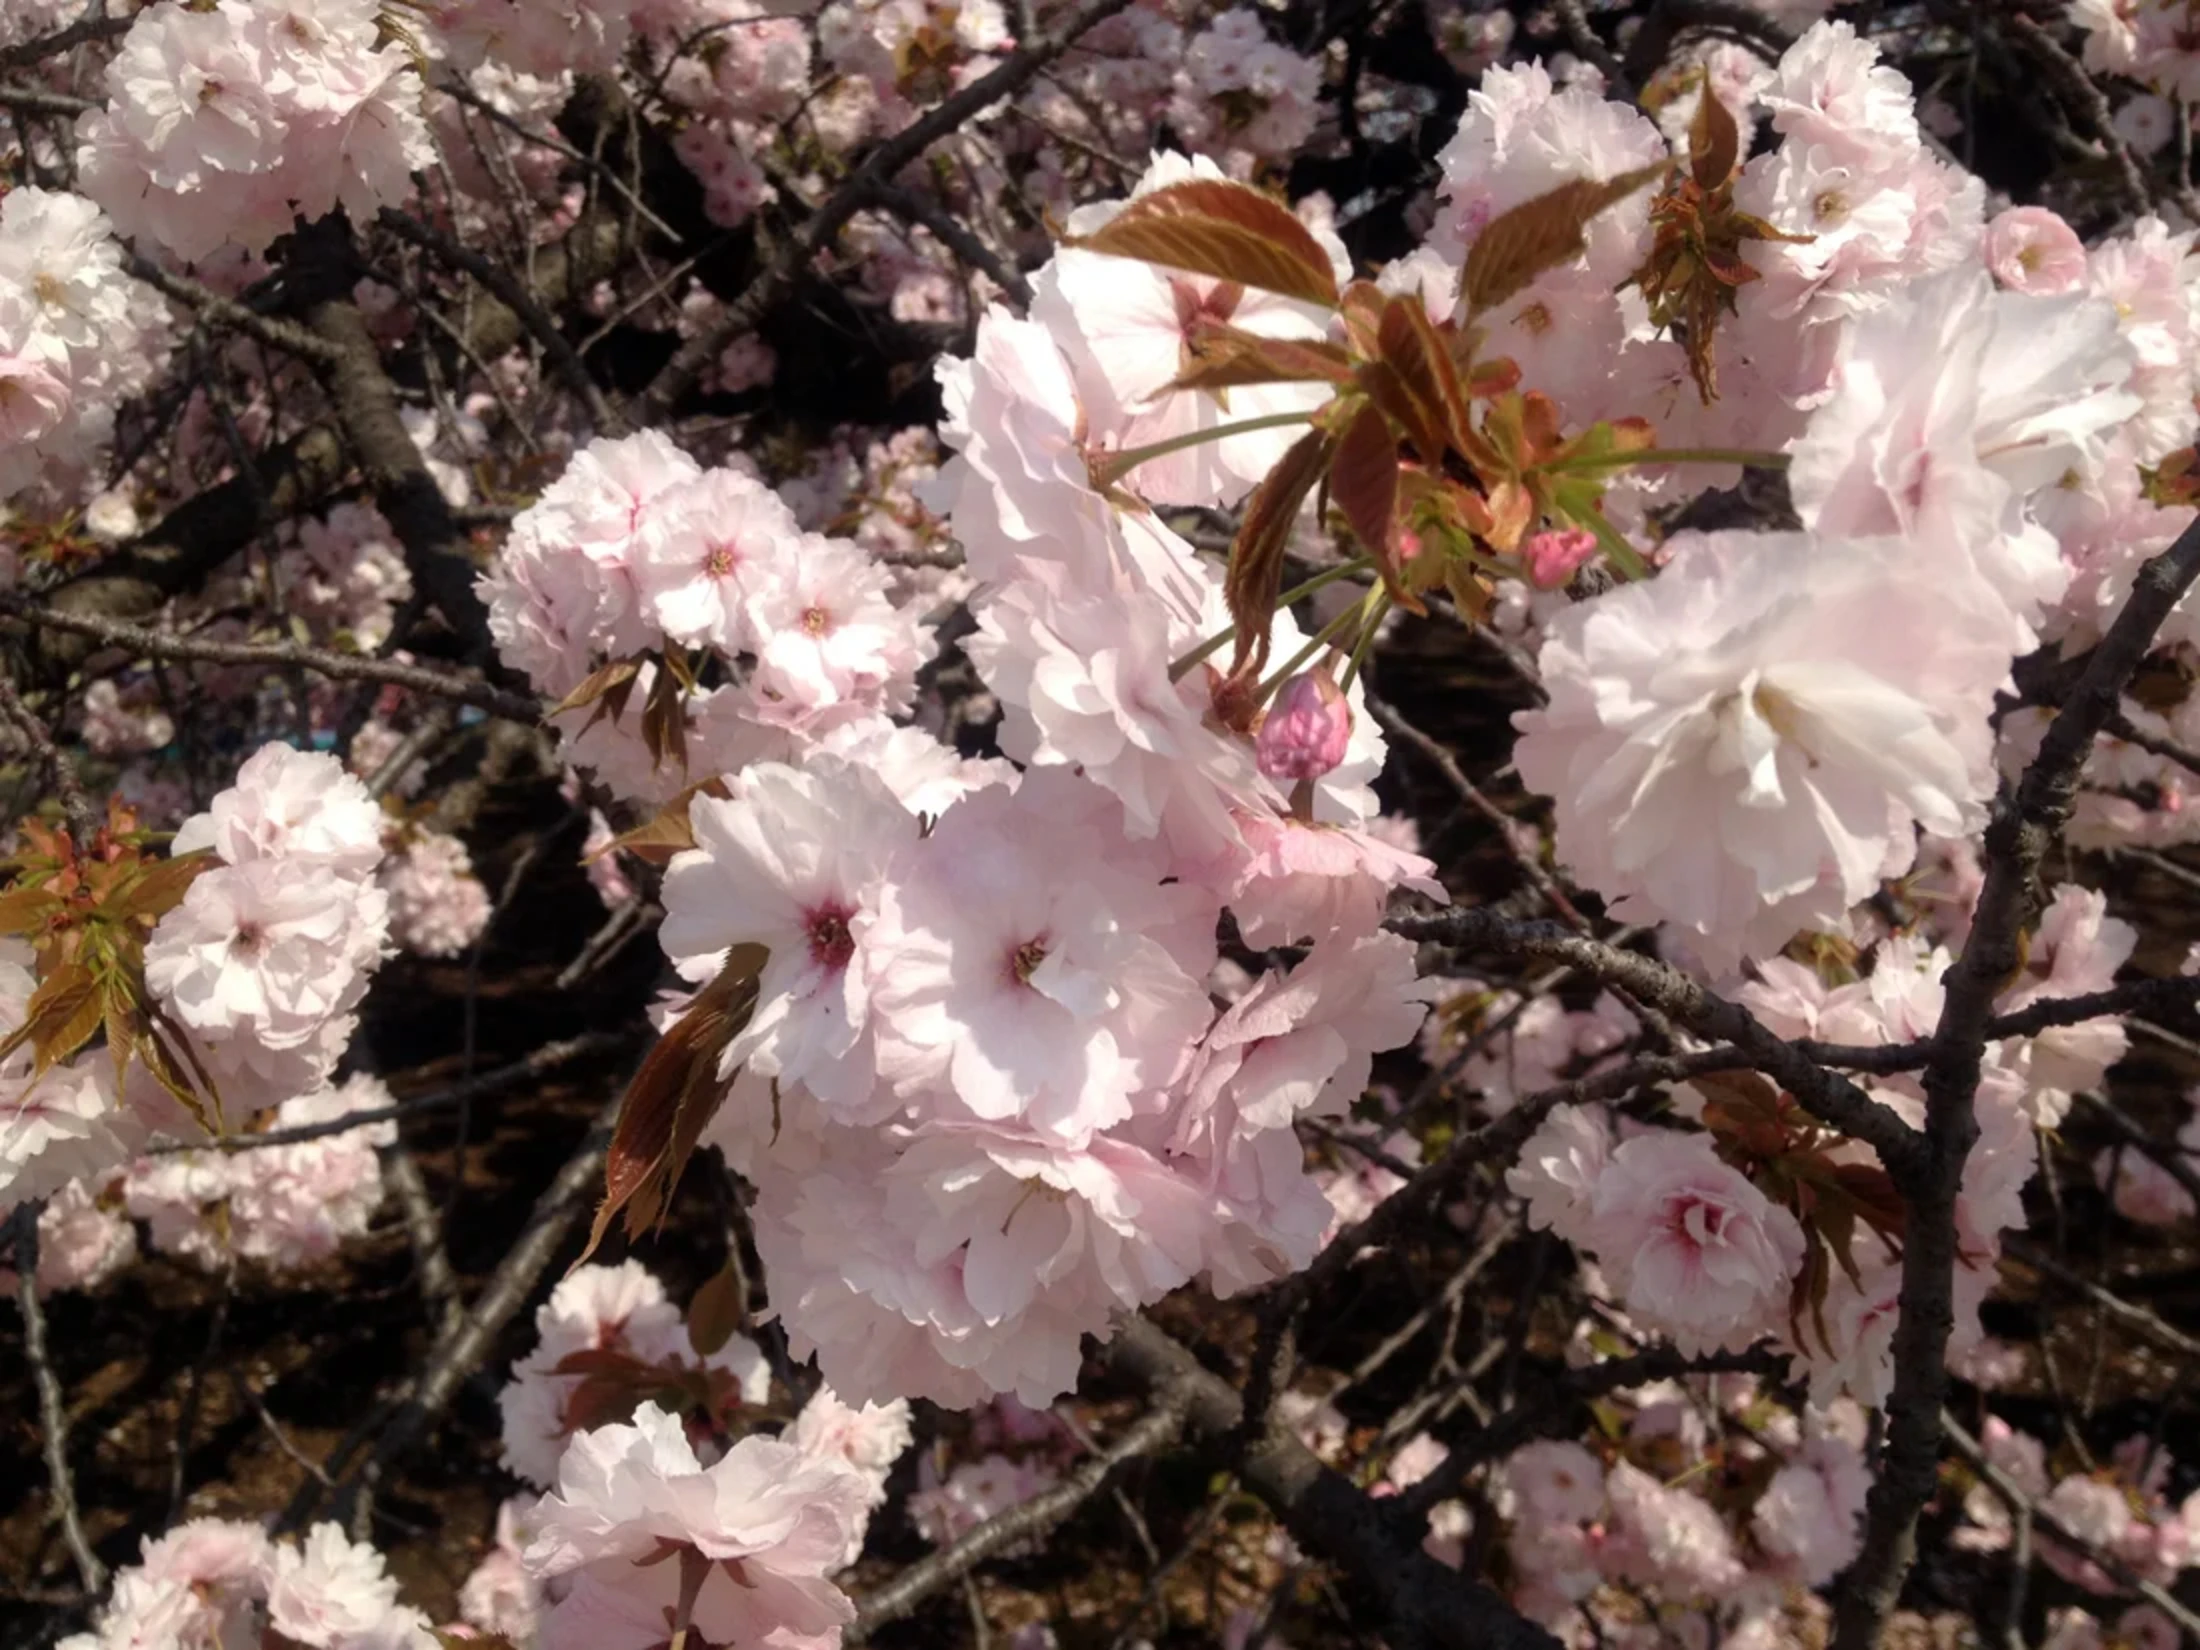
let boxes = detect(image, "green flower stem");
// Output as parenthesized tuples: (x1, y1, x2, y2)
(1092, 410, 1318, 491)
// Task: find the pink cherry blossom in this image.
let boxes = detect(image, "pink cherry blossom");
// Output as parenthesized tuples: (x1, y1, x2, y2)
(1986, 206, 2089, 295)
(1587, 1131, 1806, 1355)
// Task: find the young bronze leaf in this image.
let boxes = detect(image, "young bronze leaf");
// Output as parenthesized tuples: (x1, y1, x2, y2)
(1065, 179, 1342, 309)
(1376, 295, 1472, 460)
(1461, 164, 1664, 317)
(1353, 359, 1449, 475)
(0, 882, 59, 938)
(0, 961, 101, 1073)
(686, 1255, 747, 1357)
(550, 654, 644, 719)
(578, 942, 770, 1268)
(109, 848, 217, 925)
(1689, 85, 1743, 192)
(1329, 402, 1411, 605)
(640, 662, 690, 775)
(1172, 326, 1356, 393)
(1221, 428, 1335, 698)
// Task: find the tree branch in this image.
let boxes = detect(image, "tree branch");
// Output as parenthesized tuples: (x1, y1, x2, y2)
(1389, 909, 1924, 1178)
(20, 209, 633, 683)
(0, 594, 541, 723)
(1105, 1317, 1559, 1650)
(630, 0, 1133, 424)
(0, 670, 99, 842)
(1830, 512, 2200, 1650)
(849, 1397, 1190, 1639)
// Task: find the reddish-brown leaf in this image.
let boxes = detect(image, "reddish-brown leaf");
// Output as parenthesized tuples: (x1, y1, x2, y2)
(578, 942, 770, 1268)
(1220, 428, 1336, 706)
(1353, 360, 1449, 477)
(550, 654, 645, 719)
(601, 782, 727, 867)
(1377, 295, 1473, 460)
(1337, 280, 1388, 359)
(640, 661, 690, 775)
(1689, 85, 1742, 192)
(686, 1257, 747, 1357)
(1329, 402, 1408, 603)
(1461, 164, 1664, 316)
(1066, 179, 1342, 309)
(1824, 1161, 1909, 1240)
(1172, 325, 1356, 393)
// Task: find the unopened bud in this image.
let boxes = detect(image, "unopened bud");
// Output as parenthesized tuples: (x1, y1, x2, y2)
(1522, 527, 1599, 590)
(1256, 666, 1352, 781)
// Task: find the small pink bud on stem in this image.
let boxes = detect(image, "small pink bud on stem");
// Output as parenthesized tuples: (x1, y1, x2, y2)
(1256, 664, 1353, 781)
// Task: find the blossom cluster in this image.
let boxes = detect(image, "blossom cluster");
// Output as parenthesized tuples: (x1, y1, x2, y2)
(76, 0, 433, 262)
(59, 1519, 443, 1650)
(121, 1073, 398, 1274)
(146, 743, 392, 1123)
(0, 188, 169, 504)
(463, 1259, 913, 1645)
(14, 3, 2200, 1647)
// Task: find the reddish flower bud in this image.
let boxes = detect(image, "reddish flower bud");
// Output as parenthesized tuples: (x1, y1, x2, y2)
(1256, 666, 1352, 781)
(1522, 527, 1600, 590)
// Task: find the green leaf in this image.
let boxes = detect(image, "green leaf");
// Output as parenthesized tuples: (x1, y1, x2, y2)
(1066, 178, 1342, 309)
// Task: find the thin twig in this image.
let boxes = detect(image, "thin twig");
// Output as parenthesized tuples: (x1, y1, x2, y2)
(632, 0, 1134, 424)
(155, 1032, 634, 1153)
(1943, 1411, 2200, 1641)
(315, 1088, 625, 1534)
(1, 595, 541, 723)
(859, 178, 1035, 308)
(122, 254, 348, 366)
(849, 1398, 1191, 1639)
(1105, 1317, 1558, 1650)
(2104, 709, 2200, 780)
(12, 1204, 106, 1594)
(1367, 692, 1592, 931)
(2002, 1236, 2200, 1362)
(2008, 14, 2153, 219)
(378, 207, 627, 436)
(0, 672, 98, 842)
(1389, 908, 1924, 1178)
(0, 7, 132, 73)
(0, 83, 91, 117)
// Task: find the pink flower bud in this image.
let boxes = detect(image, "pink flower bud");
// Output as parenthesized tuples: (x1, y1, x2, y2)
(1522, 527, 1599, 590)
(1256, 667, 1352, 781)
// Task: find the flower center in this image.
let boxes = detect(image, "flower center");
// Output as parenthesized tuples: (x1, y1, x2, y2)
(1515, 301, 1553, 336)
(1010, 938, 1049, 985)
(802, 605, 832, 636)
(230, 919, 268, 961)
(805, 903, 855, 971)
(704, 543, 740, 578)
